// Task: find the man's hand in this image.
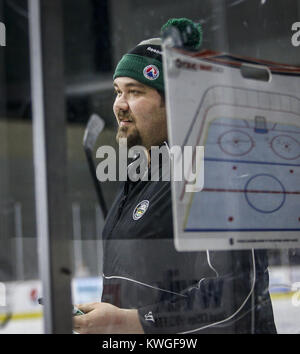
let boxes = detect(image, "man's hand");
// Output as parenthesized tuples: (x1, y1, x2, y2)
(73, 302, 144, 334)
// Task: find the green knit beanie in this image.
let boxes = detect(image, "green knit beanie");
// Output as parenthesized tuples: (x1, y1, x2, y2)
(113, 18, 203, 92)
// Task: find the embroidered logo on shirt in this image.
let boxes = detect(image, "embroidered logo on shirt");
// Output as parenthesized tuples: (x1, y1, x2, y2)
(133, 200, 149, 220)
(144, 311, 155, 322)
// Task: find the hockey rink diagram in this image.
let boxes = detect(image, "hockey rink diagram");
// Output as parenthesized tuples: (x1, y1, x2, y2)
(184, 116, 300, 231)
(180, 86, 300, 235)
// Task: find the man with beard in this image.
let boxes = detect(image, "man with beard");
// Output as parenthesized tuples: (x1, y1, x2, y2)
(73, 18, 276, 334)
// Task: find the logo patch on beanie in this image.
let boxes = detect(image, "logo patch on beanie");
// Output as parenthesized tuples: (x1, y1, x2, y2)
(143, 65, 159, 81)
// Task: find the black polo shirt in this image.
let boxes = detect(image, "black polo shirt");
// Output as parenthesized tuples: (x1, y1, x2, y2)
(101, 160, 276, 334)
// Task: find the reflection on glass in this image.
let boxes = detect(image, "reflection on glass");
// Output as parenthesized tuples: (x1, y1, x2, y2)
(0, 0, 299, 334)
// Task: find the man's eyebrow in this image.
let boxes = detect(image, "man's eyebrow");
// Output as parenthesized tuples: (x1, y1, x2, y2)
(125, 82, 145, 88)
(113, 82, 146, 89)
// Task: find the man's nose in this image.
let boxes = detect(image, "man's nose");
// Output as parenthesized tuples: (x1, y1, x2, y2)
(114, 94, 129, 112)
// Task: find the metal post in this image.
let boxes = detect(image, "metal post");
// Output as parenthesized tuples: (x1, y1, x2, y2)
(14, 202, 24, 281)
(0, 1, 5, 109)
(72, 202, 84, 276)
(28, 0, 72, 333)
(210, 0, 230, 53)
(0, 0, 12, 283)
(95, 203, 104, 275)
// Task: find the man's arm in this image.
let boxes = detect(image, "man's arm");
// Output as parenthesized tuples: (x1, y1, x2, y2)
(137, 249, 275, 334)
(73, 302, 144, 334)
